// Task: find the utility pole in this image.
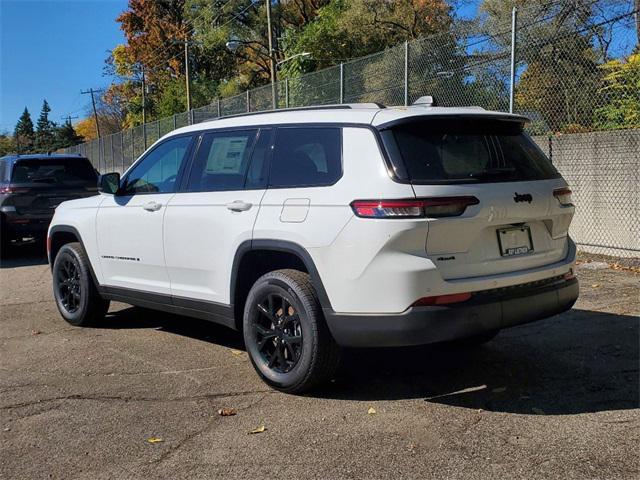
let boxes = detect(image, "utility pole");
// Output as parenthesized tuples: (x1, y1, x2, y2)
(265, 0, 277, 109)
(81, 88, 103, 138)
(184, 39, 192, 114)
(141, 69, 147, 125)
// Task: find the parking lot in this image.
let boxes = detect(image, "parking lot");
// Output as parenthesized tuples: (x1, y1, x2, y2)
(0, 245, 638, 479)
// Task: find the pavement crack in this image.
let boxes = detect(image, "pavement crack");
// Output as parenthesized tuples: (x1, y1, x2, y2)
(0, 389, 273, 410)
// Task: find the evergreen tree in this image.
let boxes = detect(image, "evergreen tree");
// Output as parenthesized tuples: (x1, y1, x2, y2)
(55, 120, 84, 149)
(14, 107, 35, 153)
(35, 99, 56, 152)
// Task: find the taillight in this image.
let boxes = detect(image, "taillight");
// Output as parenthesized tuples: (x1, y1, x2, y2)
(351, 199, 424, 218)
(423, 196, 480, 217)
(412, 292, 472, 307)
(553, 187, 573, 206)
(351, 197, 479, 219)
(0, 186, 28, 194)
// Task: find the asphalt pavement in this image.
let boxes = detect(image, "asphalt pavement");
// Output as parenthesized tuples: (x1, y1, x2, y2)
(1, 243, 638, 479)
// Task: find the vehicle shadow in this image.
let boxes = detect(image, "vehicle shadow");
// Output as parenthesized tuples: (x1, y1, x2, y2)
(0, 242, 48, 268)
(99, 305, 638, 415)
(325, 309, 639, 414)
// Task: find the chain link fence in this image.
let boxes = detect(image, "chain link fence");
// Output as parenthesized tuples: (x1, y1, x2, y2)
(65, 6, 639, 257)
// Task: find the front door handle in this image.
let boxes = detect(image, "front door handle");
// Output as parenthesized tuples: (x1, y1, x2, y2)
(142, 201, 162, 212)
(226, 200, 252, 212)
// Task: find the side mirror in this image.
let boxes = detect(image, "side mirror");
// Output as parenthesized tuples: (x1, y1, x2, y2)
(98, 172, 121, 195)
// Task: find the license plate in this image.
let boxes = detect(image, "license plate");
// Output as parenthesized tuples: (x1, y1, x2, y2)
(497, 226, 533, 257)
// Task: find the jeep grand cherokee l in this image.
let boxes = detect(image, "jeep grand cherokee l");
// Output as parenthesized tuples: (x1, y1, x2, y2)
(47, 103, 578, 393)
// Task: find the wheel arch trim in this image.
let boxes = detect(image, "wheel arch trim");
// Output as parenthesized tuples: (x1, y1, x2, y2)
(230, 239, 333, 311)
(48, 225, 101, 288)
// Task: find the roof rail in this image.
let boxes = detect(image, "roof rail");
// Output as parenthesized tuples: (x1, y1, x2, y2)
(199, 102, 386, 123)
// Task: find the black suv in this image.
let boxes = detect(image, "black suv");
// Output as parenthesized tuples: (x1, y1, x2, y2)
(0, 154, 98, 253)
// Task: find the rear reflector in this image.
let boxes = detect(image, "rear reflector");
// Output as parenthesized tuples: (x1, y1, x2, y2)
(351, 196, 479, 219)
(553, 187, 573, 206)
(412, 292, 472, 307)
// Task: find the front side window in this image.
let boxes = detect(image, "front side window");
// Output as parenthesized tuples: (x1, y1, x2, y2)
(186, 130, 259, 192)
(269, 127, 342, 188)
(384, 118, 559, 184)
(122, 135, 192, 194)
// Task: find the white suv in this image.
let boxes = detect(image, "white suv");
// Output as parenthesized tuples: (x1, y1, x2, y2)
(48, 102, 579, 393)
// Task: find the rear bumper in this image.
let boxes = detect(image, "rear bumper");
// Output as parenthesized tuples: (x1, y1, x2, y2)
(1, 211, 52, 239)
(324, 276, 579, 347)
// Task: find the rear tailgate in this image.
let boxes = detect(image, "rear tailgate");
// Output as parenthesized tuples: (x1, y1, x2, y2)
(379, 114, 574, 280)
(412, 180, 573, 279)
(8, 157, 98, 215)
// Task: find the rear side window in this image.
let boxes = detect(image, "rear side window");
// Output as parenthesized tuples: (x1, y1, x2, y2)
(186, 129, 259, 192)
(269, 127, 341, 188)
(11, 158, 97, 185)
(383, 118, 559, 184)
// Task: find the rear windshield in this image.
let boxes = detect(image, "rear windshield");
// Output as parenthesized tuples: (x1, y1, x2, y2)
(382, 118, 559, 184)
(11, 158, 97, 185)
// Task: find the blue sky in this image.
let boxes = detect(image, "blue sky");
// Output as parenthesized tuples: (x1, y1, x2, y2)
(0, 0, 127, 132)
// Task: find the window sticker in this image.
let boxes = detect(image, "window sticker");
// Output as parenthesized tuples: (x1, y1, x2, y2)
(206, 137, 249, 174)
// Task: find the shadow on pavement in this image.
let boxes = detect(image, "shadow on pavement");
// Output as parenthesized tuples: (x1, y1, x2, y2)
(0, 241, 48, 269)
(99, 305, 638, 415)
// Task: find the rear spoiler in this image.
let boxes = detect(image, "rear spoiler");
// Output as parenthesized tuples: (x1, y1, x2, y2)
(375, 113, 530, 131)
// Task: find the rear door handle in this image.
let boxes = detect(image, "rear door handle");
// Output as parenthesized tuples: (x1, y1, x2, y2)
(142, 201, 162, 212)
(226, 200, 252, 212)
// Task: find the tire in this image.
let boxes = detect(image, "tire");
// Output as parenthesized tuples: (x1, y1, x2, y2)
(52, 242, 109, 326)
(446, 329, 500, 348)
(243, 269, 340, 393)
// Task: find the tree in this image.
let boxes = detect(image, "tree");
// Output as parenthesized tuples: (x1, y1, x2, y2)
(594, 53, 640, 129)
(75, 118, 99, 141)
(0, 133, 17, 157)
(35, 99, 56, 152)
(14, 107, 35, 153)
(55, 120, 84, 149)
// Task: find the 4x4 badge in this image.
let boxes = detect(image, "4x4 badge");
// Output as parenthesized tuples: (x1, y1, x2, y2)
(514, 192, 533, 203)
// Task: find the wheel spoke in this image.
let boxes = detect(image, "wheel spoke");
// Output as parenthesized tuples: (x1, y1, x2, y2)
(257, 333, 277, 351)
(257, 303, 276, 322)
(283, 334, 301, 345)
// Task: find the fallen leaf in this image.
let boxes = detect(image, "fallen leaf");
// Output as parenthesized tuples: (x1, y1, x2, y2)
(218, 407, 237, 417)
(491, 387, 507, 393)
(231, 349, 243, 356)
(147, 437, 163, 443)
(367, 407, 377, 415)
(31, 330, 41, 335)
(531, 407, 545, 415)
(248, 425, 266, 434)
(591, 283, 600, 288)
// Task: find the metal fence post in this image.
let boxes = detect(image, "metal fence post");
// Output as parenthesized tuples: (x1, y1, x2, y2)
(172, 114, 177, 131)
(339, 63, 344, 104)
(143, 123, 147, 150)
(246, 90, 251, 112)
(509, 6, 518, 113)
(217, 98, 221, 118)
(403, 41, 409, 106)
(285, 79, 289, 108)
(157, 120, 161, 139)
(109, 135, 114, 172)
(120, 133, 125, 173)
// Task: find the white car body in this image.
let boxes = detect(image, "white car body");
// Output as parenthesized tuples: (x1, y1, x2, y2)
(49, 103, 578, 348)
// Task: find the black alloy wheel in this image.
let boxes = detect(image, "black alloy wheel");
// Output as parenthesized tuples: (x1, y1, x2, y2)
(54, 256, 82, 314)
(252, 293, 303, 373)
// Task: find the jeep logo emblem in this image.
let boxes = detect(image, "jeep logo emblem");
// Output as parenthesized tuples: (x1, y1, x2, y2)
(514, 192, 533, 203)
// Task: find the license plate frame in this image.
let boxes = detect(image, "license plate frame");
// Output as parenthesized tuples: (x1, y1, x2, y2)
(497, 225, 534, 257)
